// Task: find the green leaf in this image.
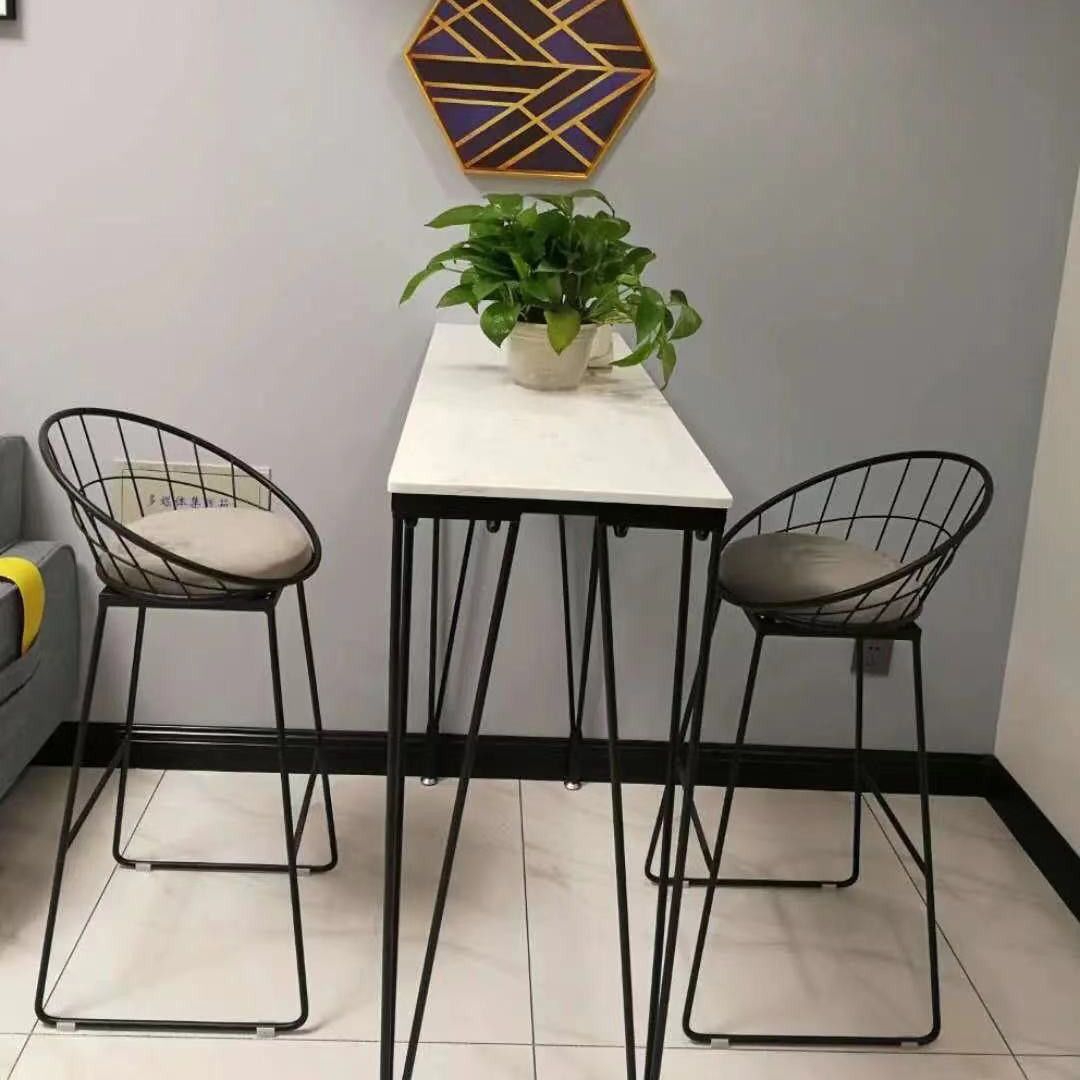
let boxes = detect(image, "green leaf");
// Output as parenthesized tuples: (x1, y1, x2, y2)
(529, 193, 574, 216)
(595, 215, 632, 241)
(472, 276, 508, 302)
(470, 219, 506, 239)
(480, 300, 522, 347)
(635, 286, 666, 343)
(574, 188, 615, 213)
(400, 264, 444, 304)
(625, 247, 656, 273)
(486, 193, 524, 216)
(534, 209, 570, 241)
(544, 306, 582, 354)
(509, 251, 531, 280)
(612, 338, 656, 368)
(669, 288, 689, 306)
(426, 204, 489, 228)
(521, 274, 562, 305)
(437, 284, 478, 309)
(659, 339, 677, 387)
(670, 302, 703, 341)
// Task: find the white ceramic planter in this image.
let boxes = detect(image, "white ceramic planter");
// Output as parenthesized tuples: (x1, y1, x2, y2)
(587, 324, 615, 368)
(503, 322, 598, 391)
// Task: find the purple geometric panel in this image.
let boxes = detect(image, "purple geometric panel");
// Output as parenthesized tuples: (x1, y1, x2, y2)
(433, 101, 508, 142)
(543, 29, 600, 67)
(406, 0, 656, 178)
(411, 29, 473, 58)
(544, 71, 636, 131)
(561, 124, 600, 160)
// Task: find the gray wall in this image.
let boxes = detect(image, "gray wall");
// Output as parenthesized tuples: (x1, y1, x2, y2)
(2, 1, 1078, 753)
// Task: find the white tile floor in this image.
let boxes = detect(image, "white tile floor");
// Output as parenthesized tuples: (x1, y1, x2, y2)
(0, 768, 1076, 1079)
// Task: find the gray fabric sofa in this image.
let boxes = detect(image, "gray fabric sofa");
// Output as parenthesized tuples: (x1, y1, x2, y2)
(0, 436, 80, 799)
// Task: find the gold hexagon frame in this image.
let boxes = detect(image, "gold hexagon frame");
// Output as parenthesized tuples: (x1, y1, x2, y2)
(406, 0, 656, 180)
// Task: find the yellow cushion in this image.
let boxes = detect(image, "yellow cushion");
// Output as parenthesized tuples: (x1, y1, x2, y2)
(0, 556, 46, 655)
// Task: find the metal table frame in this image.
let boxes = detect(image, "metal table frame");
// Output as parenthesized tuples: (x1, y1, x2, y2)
(380, 491, 727, 1080)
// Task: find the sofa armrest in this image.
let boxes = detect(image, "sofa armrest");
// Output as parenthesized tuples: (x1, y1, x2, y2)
(0, 437, 26, 550)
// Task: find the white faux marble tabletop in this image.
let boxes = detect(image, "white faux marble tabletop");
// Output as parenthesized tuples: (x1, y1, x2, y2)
(389, 323, 732, 511)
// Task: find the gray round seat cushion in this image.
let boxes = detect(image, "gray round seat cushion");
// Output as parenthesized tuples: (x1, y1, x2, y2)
(719, 532, 913, 624)
(105, 508, 313, 595)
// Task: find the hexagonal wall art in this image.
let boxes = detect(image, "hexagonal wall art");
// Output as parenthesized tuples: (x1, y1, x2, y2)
(406, 0, 656, 179)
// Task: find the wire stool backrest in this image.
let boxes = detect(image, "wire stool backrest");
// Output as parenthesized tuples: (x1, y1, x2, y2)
(39, 408, 321, 602)
(720, 451, 994, 630)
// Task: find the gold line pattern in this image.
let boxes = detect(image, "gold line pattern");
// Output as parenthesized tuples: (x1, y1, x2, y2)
(433, 16, 484, 59)
(455, 68, 574, 149)
(446, 0, 524, 62)
(461, 67, 609, 160)
(406, 0, 655, 177)
(498, 72, 646, 169)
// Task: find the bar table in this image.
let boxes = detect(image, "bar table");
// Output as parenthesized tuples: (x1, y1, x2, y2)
(381, 323, 732, 1080)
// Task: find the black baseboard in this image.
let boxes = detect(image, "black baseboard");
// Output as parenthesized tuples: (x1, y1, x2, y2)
(31, 721, 1077, 921)
(32, 721, 994, 793)
(985, 762, 1080, 920)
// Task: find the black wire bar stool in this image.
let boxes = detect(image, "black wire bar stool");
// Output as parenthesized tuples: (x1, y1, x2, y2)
(666, 451, 993, 1052)
(35, 408, 338, 1036)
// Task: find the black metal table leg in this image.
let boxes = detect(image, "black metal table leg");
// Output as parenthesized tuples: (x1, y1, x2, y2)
(559, 516, 581, 789)
(561, 518, 599, 790)
(381, 514, 414, 1080)
(596, 521, 637, 1079)
(644, 532, 724, 1080)
(422, 519, 476, 786)
(643, 531, 693, 1060)
(401, 519, 520, 1080)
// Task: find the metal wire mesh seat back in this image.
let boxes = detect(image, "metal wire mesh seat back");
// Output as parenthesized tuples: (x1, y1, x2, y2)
(719, 451, 993, 631)
(39, 408, 321, 602)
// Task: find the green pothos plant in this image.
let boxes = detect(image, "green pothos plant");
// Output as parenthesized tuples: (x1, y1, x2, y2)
(401, 190, 702, 387)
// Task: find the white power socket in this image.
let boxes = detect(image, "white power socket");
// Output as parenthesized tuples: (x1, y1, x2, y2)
(853, 639, 894, 676)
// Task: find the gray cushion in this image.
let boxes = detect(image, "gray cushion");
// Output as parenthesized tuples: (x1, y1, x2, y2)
(719, 532, 915, 624)
(104, 508, 313, 595)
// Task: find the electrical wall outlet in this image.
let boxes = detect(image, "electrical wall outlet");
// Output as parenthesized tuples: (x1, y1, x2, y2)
(853, 639, 893, 676)
(113, 460, 270, 524)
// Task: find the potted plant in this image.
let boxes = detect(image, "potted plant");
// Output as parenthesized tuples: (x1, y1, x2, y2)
(401, 191, 702, 391)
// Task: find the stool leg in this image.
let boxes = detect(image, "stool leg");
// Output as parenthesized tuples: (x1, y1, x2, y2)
(112, 607, 147, 865)
(35, 601, 108, 1025)
(680, 627, 943, 1048)
(111, 592, 338, 878)
(401, 520, 520, 1080)
(296, 582, 338, 871)
(596, 522, 636, 1080)
(912, 632, 943, 1043)
(838, 635, 866, 889)
(266, 606, 309, 1032)
(682, 630, 765, 1044)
